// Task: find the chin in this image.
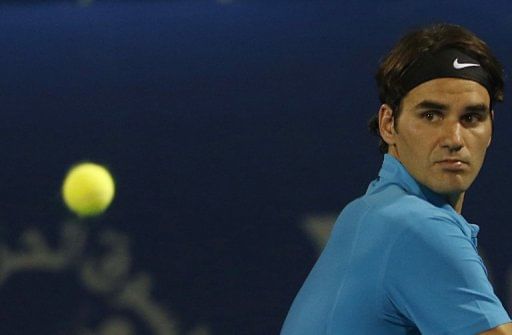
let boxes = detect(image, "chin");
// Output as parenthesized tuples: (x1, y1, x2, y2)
(437, 174, 474, 191)
(431, 184, 469, 196)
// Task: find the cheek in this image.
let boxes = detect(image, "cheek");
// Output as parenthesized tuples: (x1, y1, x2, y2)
(474, 122, 493, 145)
(472, 130, 493, 151)
(401, 125, 437, 152)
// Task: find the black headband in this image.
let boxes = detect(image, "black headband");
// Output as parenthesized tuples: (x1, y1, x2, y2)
(401, 48, 492, 99)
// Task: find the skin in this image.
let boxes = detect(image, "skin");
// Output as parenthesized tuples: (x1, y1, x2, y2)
(379, 78, 493, 213)
(481, 324, 512, 335)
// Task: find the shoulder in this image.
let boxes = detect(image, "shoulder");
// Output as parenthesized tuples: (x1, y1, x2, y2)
(368, 184, 454, 224)
(362, 187, 471, 247)
(376, 196, 477, 271)
(339, 184, 470, 247)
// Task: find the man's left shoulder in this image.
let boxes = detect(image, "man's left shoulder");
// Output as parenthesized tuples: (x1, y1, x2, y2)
(393, 196, 469, 238)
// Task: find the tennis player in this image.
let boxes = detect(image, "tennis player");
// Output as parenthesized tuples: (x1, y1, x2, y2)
(281, 23, 512, 334)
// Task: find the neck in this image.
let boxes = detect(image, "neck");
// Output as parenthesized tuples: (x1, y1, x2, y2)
(447, 192, 464, 213)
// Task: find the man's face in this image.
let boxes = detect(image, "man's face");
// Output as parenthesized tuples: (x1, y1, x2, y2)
(382, 78, 492, 198)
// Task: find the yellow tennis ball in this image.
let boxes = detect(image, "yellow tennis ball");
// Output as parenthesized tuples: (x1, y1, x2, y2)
(62, 162, 115, 217)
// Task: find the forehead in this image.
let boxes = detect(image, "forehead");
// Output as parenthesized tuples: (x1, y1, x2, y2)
(402, 78, 490, 107)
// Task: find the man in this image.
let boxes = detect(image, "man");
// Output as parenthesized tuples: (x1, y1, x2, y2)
(281, 24, 512, 334)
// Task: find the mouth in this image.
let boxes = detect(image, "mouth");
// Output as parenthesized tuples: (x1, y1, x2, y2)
(435, 159, 469, 171)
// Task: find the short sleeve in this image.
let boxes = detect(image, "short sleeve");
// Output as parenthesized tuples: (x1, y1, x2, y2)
(384, 216, 511, 335)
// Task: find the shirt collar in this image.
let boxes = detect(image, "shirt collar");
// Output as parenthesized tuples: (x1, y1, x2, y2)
(369, 154, 480, 241)
(376, 154, 449, 208)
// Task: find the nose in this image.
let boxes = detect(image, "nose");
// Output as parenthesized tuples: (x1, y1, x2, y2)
(440, 121, 464, 152)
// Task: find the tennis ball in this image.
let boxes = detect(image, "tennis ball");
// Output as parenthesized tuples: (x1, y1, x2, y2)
(62, 162, 115, 217)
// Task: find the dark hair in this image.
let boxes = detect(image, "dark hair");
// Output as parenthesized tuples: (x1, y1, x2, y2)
(369, 23, 504, 153)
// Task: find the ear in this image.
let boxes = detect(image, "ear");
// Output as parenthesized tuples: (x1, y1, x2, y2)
(378, 104, 396, 147)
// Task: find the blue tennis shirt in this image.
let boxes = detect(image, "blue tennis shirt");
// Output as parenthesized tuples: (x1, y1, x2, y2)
(281, 154, 511, 334)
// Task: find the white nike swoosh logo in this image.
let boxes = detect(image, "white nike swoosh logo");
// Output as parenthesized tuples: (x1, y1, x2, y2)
(453, 58, 480, 69)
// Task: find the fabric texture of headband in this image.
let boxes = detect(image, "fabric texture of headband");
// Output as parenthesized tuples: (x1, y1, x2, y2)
(401, 48, 492, 97)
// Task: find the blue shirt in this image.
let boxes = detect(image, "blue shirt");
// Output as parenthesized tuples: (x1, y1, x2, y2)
(281, 154, 510, 334)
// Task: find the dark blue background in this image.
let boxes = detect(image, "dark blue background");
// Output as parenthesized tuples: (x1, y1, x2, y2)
(0, 1, 511, 334)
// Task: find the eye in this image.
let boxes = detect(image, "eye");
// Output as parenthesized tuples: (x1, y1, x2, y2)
(463, 114, 475, 123)
(461, 112, 485, 124)
(421, 110, 441, 121)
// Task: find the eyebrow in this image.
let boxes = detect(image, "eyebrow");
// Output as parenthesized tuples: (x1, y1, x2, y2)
(465, 103, 489, 113)
(413, 100, 490, 113)
(414, 100, 448, 111)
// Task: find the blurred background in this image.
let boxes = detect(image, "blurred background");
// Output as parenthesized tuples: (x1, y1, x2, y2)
(0, 0, 511, 334)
